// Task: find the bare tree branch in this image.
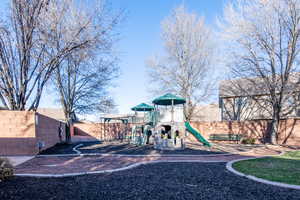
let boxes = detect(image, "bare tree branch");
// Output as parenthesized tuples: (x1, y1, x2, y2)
(0, 0, 110, 111)
(219, 0, 300, 143)
(147, 5, 217, 121)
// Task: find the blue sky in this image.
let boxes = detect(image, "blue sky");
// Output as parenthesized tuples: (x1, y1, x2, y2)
(0, 0, 228, 115)
(101, 0, 228, 114)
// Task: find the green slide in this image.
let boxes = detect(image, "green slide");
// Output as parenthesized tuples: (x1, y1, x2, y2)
(185, 122, 211, 147)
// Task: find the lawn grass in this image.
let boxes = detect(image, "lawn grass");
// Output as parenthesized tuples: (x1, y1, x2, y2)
(232, 151, 300, 185)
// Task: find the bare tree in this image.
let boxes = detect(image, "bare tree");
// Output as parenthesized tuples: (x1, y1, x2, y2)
(55, 52, 119, 142)
(0, 0, 102, 111)
(147, 5, 216, 121)
(47, 0, 122, 143)
(219, 0, 300, 144)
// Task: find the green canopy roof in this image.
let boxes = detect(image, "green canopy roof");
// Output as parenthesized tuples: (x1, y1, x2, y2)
(152, 93, 186, 105)
(131, 103, 154, 111)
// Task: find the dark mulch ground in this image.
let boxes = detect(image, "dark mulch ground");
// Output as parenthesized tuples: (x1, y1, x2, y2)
(1, 162, 299, 200)
(80, 143, 225, 155)
(39, 142, 100, 155)
(39, 141, 226, 155)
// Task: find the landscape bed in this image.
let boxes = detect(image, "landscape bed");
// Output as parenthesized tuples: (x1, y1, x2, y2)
(232, 151, 300, 185)
(39, 141, 227, 155)
(1, 162, 300, 200)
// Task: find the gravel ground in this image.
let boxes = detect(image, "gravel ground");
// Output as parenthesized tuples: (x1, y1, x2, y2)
(1, 162, 299, 200)
(40, 141, 226, 155)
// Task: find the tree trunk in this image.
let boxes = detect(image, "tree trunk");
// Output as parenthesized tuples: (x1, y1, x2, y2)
(269, 119, 279, 144)
(268, 105, 280, 144)
(65, 118, 73, 144)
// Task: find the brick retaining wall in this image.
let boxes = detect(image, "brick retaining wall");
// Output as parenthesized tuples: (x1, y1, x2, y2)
(73, 122, 132, 141)
(0, 111, 36, 155)
(36, 113, 66, 152)
(74, 120, 300, 145)
(190, 119, 300, 145)
(0, 111, 65, 156)
(1, 109, 298, 156)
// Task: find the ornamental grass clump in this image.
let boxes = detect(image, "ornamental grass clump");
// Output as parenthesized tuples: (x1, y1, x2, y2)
(241, 138, 256, 145)
(0, 157, 14, 182)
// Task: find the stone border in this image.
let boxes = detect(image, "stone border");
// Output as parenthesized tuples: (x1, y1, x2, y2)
(226, 157, 300, 190)
(15, 160, 226, 178)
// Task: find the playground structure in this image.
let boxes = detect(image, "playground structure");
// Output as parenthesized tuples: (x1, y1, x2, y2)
(130, 93, 211, 149)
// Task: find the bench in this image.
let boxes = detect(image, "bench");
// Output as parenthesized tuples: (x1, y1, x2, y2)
(209, 134, 243, 143)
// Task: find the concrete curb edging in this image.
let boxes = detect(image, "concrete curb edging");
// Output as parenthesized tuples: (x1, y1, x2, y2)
(81, 153, 235, 157)
(37, 145, 287, 158)
(73, 144, 83, 154)
(15, 160, 226, 178)
(15, 161, 148, 178)
(226, 157, 300, 190)
(72, 143, 236, 157)
(37, 141, 270, 158)
(36, 152, 235, 158)
(34, 153, 275, 158)
(15, 150, 291, 178)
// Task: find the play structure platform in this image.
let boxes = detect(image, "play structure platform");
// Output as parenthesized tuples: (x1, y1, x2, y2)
(129, 93, 211, 149)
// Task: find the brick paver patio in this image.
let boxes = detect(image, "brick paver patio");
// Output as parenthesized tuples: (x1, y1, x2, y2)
(14, 154, 248, 175)
(14, 145, 288, 176)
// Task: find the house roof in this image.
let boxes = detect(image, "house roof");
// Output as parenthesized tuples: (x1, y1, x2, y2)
(219, 73, 300, 98)
(192, 104, 220, 122)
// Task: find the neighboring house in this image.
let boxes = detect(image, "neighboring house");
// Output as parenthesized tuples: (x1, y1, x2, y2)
(191, 104, 221, 122)
(219, 75, 300, 121)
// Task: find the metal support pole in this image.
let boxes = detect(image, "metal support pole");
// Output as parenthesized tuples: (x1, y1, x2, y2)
(171, 99, 174, 124)
(143, 108, 145, 124)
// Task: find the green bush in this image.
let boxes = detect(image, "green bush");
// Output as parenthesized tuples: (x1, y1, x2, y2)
(241, 138, 256, 145)
(0, 158, 14, 182)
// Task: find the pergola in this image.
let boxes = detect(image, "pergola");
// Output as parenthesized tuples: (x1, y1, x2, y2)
(101, 115, 134, 141)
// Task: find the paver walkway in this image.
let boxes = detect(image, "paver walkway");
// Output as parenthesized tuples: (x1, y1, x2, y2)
(4, 156, 34, 167)
(14, 145, 287, 176)
(15, 154, 248, 175)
